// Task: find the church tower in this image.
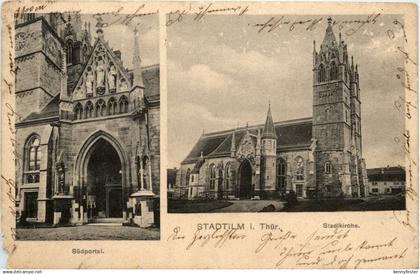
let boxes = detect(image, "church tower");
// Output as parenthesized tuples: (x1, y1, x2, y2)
(261, 104, 277, 197)
(312, 17, 363, 197)
(15, 14, 66, 119)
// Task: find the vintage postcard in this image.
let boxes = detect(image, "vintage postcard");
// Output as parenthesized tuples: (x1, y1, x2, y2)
(1, 0, 419, 269)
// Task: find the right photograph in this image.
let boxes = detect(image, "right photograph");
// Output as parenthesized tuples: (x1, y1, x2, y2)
(167, 14, 406, 213)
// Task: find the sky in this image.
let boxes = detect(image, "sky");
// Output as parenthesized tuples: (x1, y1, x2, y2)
(167, 14, 407, 169)
(80, 14, 159, 69)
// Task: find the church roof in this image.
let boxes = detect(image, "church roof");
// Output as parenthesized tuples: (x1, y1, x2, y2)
(22, 95, 60, 122)
(128, 64, 160, 102)
(182, 117, 313, 164)
(367, 166, 406, 182)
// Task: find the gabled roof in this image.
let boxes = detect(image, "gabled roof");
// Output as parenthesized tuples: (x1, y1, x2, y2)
(72, 37, 132, 95)
(367, 166, 406, 182)
(182, 117, 312, 164)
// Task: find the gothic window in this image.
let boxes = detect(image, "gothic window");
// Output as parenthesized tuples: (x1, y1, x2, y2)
(74, 103, 83, 120)
(324, 161, 332, 174)
(95, 99, 106, 117)
(119, 96, 129, 113)
(66, 40, 73, 65)
(85, 101, 94, 118)
(318, 64, 326, 82)
(24, 135, 41, 184)
(185, 168, 191, 186)
(209, 164, 216, 190)
(276, 158, 287, 191)
(295, 156, 304, 181)
(108, 97, 117, 115)
(345, 110, 348, 123)
(330, 61, 338, 80)
(225, 163, 231, 189)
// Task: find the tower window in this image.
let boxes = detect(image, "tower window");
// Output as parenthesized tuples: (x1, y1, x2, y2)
(324, 162, 332, 174)
(330, 61, 338, 80)
(66, 40, 73, 65)
(318, 64, 326, 82)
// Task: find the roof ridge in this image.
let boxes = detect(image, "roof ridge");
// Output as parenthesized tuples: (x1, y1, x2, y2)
(202, 117, 312, 138)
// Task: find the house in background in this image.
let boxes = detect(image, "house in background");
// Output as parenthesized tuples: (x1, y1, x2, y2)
(367, 166, 405, 195)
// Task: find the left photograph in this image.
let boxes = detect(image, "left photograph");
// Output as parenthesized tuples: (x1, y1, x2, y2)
(14, 12, 160, 240)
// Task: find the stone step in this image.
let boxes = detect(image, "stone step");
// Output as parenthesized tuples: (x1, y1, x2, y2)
(88, 218, 124, 224)
(86, 222, 123, 226)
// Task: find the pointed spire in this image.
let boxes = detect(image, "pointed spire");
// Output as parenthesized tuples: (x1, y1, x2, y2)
(132, 27, 144, 88)
(262, 103, 277, 139)
(321, 16, 336, 51)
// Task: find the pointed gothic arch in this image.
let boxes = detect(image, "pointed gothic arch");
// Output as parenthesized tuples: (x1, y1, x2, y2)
(74, 130, 129, 222)
(318, 64, 326, 82)
(330, 61, 338, 80)
(74, 103, 83, 120)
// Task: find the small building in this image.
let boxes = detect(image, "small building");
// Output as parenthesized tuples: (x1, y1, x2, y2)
(367, 166, 405, 195)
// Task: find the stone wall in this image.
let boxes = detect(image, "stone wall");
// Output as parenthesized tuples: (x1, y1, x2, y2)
(148, 106, 160, 194)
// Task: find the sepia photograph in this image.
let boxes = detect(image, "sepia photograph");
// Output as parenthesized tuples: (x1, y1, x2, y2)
(1, 1, 418, 270)
(13, 12, 160, 240)
(167, 14, 407, 213)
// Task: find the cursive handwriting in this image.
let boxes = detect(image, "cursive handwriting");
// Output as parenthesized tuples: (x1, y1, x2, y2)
(166, 4, 248, 26)
(93, 5, 158, 28)
(253, 16, 323, 33)
(333, 12, 381, 36)
(186, 228, 246, 250)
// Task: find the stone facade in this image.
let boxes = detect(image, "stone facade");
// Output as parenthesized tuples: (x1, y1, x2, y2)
(14, 13, 160, 226)
(175, 18, 368, 200)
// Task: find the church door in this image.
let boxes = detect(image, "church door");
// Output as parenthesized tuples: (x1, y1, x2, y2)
(238, 160, 252, 199)
(87, 139, 123, 220)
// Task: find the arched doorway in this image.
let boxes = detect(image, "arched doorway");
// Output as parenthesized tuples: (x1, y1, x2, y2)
(86, 139, 123, 219)
(238, 160, 252, 199)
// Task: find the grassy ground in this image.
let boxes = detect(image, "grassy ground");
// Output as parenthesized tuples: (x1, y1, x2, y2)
(17, 225, 160, 240)
(168, 199, 233, 213)
(280, 195, 406, 212)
